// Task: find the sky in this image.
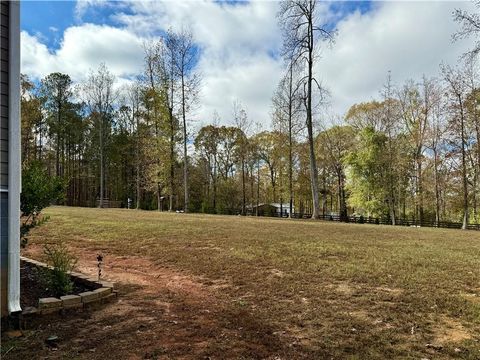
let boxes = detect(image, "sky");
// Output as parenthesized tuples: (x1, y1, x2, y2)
(20, 0, 476, 130)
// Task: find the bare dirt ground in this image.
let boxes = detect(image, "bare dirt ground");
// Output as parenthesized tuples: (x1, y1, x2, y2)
(7, 243, 288, 360)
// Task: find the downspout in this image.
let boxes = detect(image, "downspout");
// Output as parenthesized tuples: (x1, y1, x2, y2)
(8, 0, 21, 314)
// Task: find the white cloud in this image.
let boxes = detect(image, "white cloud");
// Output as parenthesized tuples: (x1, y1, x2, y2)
(113, 0, 283, 127)
(74, 0, 112, 21)
(21, 0, 477, 129)
(318, 1, 476, 118)
(21, 23, 144, 82)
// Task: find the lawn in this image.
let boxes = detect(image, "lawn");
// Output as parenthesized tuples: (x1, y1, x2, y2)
(4, 206, 480, 359)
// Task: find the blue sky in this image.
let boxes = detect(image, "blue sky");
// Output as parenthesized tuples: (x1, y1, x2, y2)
(20, 1, 475, 127)
(21, 1, 128, 49)
(21, 1, 74, 49)
(21, 0, 372, 51)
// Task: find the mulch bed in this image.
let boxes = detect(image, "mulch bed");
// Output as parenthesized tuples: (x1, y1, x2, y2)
(20, 261, 95, 308)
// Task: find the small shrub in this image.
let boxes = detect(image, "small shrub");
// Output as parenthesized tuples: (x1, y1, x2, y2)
(21, 161, 66, 247)
(40, 243, 78, 297)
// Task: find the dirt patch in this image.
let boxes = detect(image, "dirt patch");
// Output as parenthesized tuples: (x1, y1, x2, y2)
(9, 243, 285, 359)
(269, 268, 285, 278)
(331, 282, 355, 296)
(348, 310, 371, 322)
(461, 292, 480, 305)
(432, 316, 472, 345)
(375, 286, 403, 296)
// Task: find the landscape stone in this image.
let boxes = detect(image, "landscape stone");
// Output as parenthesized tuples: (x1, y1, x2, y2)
(60, 294, 81, 306)
(38, 297, 62, 309)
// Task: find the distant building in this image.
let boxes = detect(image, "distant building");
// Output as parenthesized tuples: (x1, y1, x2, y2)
(249, 203, 294, 217)
(1, 0, 21, 317)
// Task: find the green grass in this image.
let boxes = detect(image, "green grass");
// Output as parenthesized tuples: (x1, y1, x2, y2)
(27, 206, 480, 358)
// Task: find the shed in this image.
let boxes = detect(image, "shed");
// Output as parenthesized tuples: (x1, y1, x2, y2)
(249, 203, 294, 217)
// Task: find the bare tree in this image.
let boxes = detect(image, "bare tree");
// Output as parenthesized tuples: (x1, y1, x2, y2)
(168, 27, 201, 213)
(380, 72, 399, 225)
(143, 41, 169, 211)
(464, 61, 480, 223)
(232, 100, 251, 216)
(81, 63, 116, 208)
(442, 64, 469, 229)
(453, 4, 480, 60)
(159, 35, 180, 212)
(425, 79, 446, 225)
(398, 77, 437, 225)
(144, 35, 181, 212)
(278, 0, 335, 219)
(272, 61, 303, 218)
(119, 82, 143, 209)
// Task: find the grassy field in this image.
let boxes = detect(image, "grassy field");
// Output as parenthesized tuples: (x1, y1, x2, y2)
(5, 206, 480, 359)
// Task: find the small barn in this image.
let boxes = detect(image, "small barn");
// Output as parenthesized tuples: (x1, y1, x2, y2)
(249, 203, 294, 217)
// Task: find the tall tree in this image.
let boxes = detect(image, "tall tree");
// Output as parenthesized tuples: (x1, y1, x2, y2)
(425, 82, 447, 225)
(272, 62, 302, 217)
(143, 41, 172, 211)
(39, 72, 74, 177)
(152, 36, 180, 212)
(442, 64, 470, 229)
(20, 74, 43, 165)
(345, 126, 391, 218)
(317, 125, 355, 221)
(195, 124, 220, 212)
(119, 82, 144, 209)
(232, 100, 250, 215)
(81, 63, 116, 208)
(255, 131, 283, 204)
(278, 0, 335, 219)
(168, 27, 201, 212)
(380, 73, 400, 225)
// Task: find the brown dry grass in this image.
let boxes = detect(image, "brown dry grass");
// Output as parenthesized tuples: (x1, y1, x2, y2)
(3, 206, 480, 359)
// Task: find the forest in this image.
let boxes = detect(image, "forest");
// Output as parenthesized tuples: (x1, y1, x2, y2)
(19, 2, 480, 229)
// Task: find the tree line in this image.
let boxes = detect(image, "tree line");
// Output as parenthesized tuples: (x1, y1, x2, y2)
(20, 1, 480, 229)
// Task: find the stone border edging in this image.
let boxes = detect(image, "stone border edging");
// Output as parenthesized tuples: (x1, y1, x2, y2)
(20, 256, 118, 317)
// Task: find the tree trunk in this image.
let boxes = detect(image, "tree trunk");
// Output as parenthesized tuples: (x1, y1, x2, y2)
(459, 95, 469, 229)
(181, 74, 189, 213)
(242, 159, 246, 215)
(433, 147, 441, 225)
(213, 157, 217, 212)
(169, 127, 175, 212)
(256, 160, 260, 216)
(55, 100, 61, 177)
(168, 62, 175, 212)
(288, 63, 294, 218)
(306, 6, 321, 219)
(157, 183, 162, 211)
(99, 115, 104, 208)
(136, 112, 141, 209)
(270, 167, 276, 203)
(417, 154, 424, 225)
(338, 168, 347, 221)
(387, 138, 396, 225)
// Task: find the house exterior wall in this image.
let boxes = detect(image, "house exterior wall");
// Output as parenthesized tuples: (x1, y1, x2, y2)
(0, 0, 20, 317)
(1, 0, 10, 317)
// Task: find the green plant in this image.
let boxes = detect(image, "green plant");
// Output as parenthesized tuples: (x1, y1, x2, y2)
(21, 161, 66, 247)
(40, 243, 78, 297)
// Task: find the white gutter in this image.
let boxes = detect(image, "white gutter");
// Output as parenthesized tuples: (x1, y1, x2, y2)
(8, 0, 21, 315)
